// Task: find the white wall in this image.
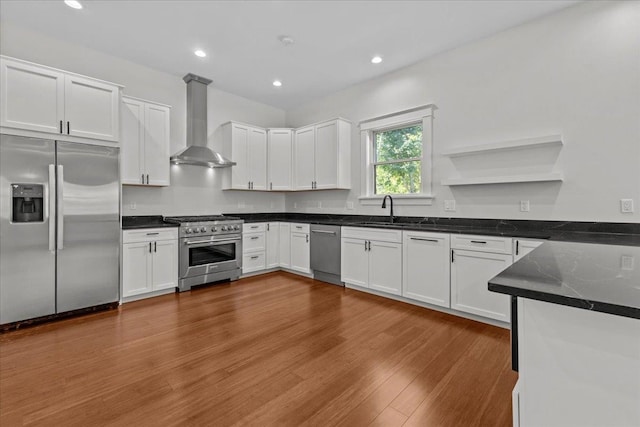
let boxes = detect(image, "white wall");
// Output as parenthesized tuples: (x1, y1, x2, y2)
(285, 1, 640, 222)
(0, 22, 286, 216)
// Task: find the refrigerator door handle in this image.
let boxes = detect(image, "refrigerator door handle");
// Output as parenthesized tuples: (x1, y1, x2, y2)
(48, 164, 56, 252)
(57, 165, 64, 250)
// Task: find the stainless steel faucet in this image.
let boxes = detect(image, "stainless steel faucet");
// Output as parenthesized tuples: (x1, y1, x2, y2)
(381, 195, 394, 223)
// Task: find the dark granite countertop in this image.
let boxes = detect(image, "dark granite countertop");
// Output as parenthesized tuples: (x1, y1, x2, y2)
(122, 216, 178, 230)
(489, 241, 640, 319)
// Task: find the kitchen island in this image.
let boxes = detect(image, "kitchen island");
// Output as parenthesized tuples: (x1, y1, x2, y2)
(489, 241, 640, 427)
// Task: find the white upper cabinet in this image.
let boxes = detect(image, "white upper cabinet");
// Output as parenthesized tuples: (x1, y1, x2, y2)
(222, 122, 267, 190)
(293, 119, 351, 191)
(267, 129, 293, 191)
(0, 56, 121, 143)
(64, 74, 119, 141)
(294, 126, 315, 191)
(121, 96, 171, 186)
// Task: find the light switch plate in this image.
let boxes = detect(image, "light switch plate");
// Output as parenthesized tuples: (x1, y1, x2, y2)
(444, 200, 456, 212)
(621, 255, 635, 270)
(129, 202, 136, 210)
(346, 201, 354, 210)
(621, 199, 634, 213)
(520, 200, 530, 212)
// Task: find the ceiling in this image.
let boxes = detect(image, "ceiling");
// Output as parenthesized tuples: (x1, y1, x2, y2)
(0, 0, 580, 110)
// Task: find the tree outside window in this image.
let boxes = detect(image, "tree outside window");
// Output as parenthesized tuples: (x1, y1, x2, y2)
(373, 124, 422, 194)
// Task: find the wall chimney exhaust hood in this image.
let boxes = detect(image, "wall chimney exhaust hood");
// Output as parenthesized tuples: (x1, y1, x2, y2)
(170, 73, 236, 168)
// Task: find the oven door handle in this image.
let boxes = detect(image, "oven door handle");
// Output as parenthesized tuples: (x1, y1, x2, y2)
(184, 237, 241, 245)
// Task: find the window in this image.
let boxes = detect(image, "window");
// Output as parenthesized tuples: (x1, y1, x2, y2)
(373, 124, 422, 194)
(360, 105, 435, 205)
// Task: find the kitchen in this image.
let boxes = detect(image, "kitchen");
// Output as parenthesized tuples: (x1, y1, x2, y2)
(1, 1, 639, 426)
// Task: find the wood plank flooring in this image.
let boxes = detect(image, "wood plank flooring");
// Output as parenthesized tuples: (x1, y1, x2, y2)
(0, 272, 517, 426)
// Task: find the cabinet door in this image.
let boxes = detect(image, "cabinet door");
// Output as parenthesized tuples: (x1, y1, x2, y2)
(369, 241, 402, 295)
(121, 98, 145, 184)
(266, 223, 280, 269)
(450, 250, 512, 322)
(230, 124, 249, 189)
(294, 126, 315, 190)
(341, 238, 369, 287)
(122, 242, 152, 297)
(268, 129, 292, 190)
(1, 58, 65, 134)
(64, 75, 119, 142)
(248, 128, 267, 190)
(290, 232, 310, 274)
(314, 120, 338, 189)
(279, 223, 291, 268)
(151, 240, 178, 291)
(403, 232, 451, 307)
(144, 103, 171, 186)
(514, 239, 544, 262)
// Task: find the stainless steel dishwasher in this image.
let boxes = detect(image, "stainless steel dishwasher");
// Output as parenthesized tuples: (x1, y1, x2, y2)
(310, 224, 342, 286)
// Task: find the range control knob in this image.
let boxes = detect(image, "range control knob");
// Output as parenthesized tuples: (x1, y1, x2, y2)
(221, 226, 228, 231)
(211, 226, 218, 232)
(185, 228, 193, 234)
(194, 228, 200, 233)
(200, 227, 207, 232)
(235, 225, 241, 230)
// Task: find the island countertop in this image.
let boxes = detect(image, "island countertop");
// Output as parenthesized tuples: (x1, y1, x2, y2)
(489, 240, 640, 320)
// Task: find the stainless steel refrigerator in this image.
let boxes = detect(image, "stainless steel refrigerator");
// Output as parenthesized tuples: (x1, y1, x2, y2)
(0, 134, 120, 324)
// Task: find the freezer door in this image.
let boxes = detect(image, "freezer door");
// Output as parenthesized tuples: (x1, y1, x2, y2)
(56, 141, 120, 313)
(0, 135, 56, 324)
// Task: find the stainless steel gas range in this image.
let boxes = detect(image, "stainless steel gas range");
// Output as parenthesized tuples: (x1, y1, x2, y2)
(164, 215, 244, 292)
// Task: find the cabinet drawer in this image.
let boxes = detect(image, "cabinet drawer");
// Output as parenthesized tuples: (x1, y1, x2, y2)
(341, 226, 402, 243)
(291, 223, 310, 233)
(243, 252, 266, 273)
(123, 228, 178, 243)
(451, 234, 512, 255)
(243, 232, 266, 252)
(243, 223, 266, 233)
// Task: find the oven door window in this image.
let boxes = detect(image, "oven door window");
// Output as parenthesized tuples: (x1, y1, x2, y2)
(189, 243, 236, 266)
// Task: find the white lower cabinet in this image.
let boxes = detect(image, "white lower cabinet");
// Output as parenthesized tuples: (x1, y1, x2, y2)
(242, 223, 266, 274)
(290, 223, 310, 274)
(266, 222, 280, 269)
(402, 231, 451, 308)
(122, 228, 178, 300)
(513, 239, 544, 262)
(341, 227, 403, 296)
(279, 223, 291, 268)
(450, 234, 513, 322)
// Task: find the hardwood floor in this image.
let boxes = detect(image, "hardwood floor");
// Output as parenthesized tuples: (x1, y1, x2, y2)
(0, 272, 517, 426)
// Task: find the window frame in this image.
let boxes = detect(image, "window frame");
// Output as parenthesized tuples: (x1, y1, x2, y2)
(359, 105, 435, 206)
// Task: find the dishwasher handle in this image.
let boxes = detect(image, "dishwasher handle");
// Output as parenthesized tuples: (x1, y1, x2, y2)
(311, 230, 336, 235)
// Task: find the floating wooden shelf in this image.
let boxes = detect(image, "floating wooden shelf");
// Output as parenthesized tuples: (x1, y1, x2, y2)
(442, 134, 563, 157)
(441, 173, 564, 186)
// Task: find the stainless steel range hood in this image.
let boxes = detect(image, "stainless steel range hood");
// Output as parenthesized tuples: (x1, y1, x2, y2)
(170, 73, 235, 168)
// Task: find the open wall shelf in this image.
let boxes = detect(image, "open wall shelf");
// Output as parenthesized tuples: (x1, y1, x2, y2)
(441, 172, 564, 186)
(441, 134, 563, 157)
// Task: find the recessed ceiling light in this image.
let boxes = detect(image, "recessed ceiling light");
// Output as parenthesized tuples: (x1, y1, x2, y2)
(64, 0, 83, 9)
(194, 50, 207, 58)
(273, 80, 282, 87)
(278, 35, 295, 46)
(371, 56, 383, 64)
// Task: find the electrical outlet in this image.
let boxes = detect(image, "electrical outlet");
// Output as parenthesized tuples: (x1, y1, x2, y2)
(621, 199, 634, 213)
(621, 255, 635, 271)
(317, 201, 322, 208)
(294, 202, 298, 209)
(520, 200, 530, 212)
(129, 202, 136, 210)
(444, 200, 456, 212)
(346, 201, 354, 210)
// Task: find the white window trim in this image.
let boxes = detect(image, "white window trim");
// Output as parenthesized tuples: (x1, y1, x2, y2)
(359, 104, 436, 206)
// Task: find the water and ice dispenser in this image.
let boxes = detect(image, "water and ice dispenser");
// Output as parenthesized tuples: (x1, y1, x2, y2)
(11, 184, 44, 223)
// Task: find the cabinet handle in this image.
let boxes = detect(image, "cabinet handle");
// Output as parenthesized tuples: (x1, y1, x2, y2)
(149, 242, 152, 253)
(368, 241, 371, 251)
(154, 242, 157, 252)
(451, 249, 455, 263)
(270, 182, 273, 190)
(67, 121, 70, 134)
(267, 224, 270, 231)
(146, 232, 159, 236)
(250, 255, 259, 260)
(410, 237, 439, 243)
(251, 225, 259, 229)
(364, 240, 368, 251)
(59, 120, 63, 134)
(515, 241, 520, 256)
(251, 236, 259, 240)
(141, 174, 144, 184)
(306, 234, 309, 243)
(471, 240, 487, 244)
(146, 174, 149, 185)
